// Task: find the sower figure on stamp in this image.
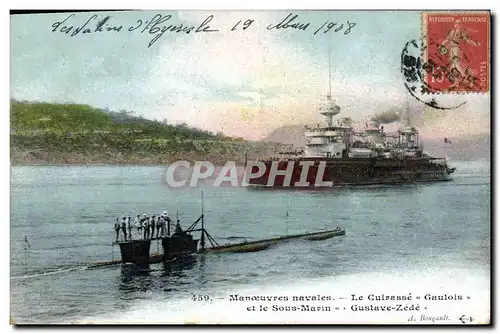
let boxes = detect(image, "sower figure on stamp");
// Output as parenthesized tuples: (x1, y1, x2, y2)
(439, 19, 480, 88)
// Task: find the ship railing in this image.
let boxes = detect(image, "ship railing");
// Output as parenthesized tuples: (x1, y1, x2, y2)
(430, 158, 448, 166)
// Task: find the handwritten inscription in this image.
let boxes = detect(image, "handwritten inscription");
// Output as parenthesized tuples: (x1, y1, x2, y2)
(267, 13, 356, 35)
(128, 14, 218, 47)
(52, 14, 123, 36)
(51, 12, 357, 48)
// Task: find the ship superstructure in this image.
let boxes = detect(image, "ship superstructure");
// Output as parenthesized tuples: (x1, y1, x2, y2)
(302, 92, 432, 161)
(247, 44, 455, 188)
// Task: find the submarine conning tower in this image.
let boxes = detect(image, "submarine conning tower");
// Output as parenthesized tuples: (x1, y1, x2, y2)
(114, 212, 217, 265)
(115, 216, 200, 265)
(118, 239, 152, 265)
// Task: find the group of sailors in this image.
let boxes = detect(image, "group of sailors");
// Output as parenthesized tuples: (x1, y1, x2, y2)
(114, 211, 183, 242)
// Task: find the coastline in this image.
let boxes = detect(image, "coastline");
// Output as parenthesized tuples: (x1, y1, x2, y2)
(10, 141, 290, 166)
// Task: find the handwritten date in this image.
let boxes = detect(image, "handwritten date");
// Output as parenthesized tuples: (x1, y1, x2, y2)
(267, 13, 356, 35)
(51, 12, 357, 48)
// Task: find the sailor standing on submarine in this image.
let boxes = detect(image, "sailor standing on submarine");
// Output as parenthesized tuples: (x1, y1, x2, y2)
(114, 217, 120, 242)
(173, 219, 184, 237)
(143, 214, 150, 239)
(150, 215, 156, 238)
(162, 211, 171, 236)
(134, 214, 142, 238)
(156, 211, 166, 237)
(121, 216, 128, 241)
(127, 216, 132, 240)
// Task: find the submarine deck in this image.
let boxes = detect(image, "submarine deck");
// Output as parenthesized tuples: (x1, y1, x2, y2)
(99, 228, 345, 267)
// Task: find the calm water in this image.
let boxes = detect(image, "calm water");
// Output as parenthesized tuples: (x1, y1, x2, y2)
(10, 161, 490, 324)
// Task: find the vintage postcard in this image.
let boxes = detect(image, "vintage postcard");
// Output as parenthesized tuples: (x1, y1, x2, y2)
(10, 10, 490, 325)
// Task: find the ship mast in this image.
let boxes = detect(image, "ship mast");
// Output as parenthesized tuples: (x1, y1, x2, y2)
(328, 37, 332, 98)
(320, 35, 340, 127)
(403, 93, 411, 127)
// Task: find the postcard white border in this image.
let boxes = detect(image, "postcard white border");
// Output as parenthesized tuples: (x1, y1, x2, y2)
(3, 0, 497, 332)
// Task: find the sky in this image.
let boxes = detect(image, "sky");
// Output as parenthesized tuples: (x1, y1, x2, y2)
(10, 10, 490, 139)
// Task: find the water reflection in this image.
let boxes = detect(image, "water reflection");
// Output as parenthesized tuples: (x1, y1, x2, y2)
(246, 183, 424, 196)
(117, 255, 201, 295)
(162, 255, 198, 278)
(120, 263, 151, 278)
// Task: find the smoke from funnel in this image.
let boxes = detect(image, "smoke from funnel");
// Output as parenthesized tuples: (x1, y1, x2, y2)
(371, 109, 402, 124)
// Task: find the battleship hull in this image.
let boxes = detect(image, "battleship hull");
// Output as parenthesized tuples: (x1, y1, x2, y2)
(247, 157, 454, 188)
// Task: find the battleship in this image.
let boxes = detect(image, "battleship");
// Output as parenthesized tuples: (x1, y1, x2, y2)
(246, 46, 457, 188)
(245, 35, 457, 188)
(247, 95, 456, 188)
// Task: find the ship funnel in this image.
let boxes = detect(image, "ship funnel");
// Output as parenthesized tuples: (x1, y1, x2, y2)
(338, 117, 353, 127)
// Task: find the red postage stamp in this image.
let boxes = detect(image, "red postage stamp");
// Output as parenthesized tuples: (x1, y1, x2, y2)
(422, 11, 490, 93)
